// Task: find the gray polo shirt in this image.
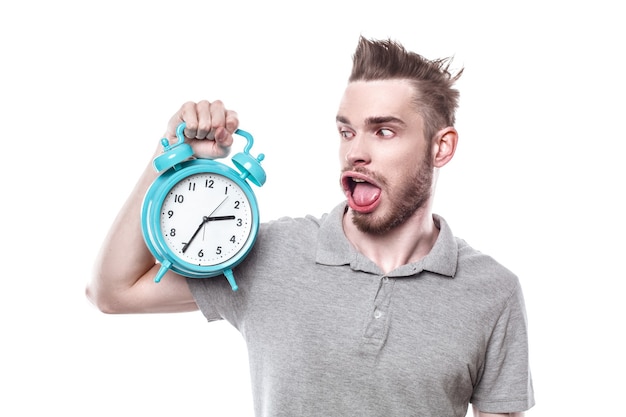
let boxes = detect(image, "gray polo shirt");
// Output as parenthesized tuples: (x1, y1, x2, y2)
(188, 202, 534, 416)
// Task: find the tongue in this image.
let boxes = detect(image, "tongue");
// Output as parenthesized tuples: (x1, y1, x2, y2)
(352, 182, 381, 207)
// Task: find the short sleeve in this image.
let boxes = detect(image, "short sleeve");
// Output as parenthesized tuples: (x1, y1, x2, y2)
(471, 281, 535, 413)
(187, 276, 232, 322)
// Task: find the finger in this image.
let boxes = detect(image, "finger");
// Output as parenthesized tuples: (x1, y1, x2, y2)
(164, 106, 186, 141)
(207, 100, 227, 138)
(225, 109, 239, 134)
(176, 101, 200, 140)
(215, 109, 239, 146)
(195, 100, 213, 139)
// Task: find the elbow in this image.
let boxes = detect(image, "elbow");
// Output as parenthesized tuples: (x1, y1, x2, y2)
(85, 282, 126, 315)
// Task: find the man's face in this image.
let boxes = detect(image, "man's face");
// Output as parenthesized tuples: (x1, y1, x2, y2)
(337, 79, 434, 234)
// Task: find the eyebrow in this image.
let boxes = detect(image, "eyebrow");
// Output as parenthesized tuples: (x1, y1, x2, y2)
(336, 115, 407, 127)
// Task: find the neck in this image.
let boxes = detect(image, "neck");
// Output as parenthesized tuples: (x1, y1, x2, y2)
(343, 207, 439, 275)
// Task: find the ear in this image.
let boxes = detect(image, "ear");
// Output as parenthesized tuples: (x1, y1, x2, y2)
(432, 127, 458, 168)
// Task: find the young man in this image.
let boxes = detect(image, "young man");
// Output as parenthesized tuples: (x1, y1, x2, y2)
(88, 37, 534, 416)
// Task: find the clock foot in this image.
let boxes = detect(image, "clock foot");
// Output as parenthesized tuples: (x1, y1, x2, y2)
(223, 269, 239, 291)
(154, 260, 172, 283)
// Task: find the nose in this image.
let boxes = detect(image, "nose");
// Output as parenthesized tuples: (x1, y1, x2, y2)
(342, 134, 371, 167)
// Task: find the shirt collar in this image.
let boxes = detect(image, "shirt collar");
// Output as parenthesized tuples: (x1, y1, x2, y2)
(315, 202, 458, 278)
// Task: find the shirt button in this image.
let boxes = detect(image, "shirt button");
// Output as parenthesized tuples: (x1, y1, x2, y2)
(374, 309, 383, 319)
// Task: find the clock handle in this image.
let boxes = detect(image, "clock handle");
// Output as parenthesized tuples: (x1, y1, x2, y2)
(154, 260, 173, 283)
(223, 269, 239, 291)
(232, 129, 266, 187)
(153, 123, 194, 172)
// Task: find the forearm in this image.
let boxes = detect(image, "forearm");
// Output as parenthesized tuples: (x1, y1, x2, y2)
(87, 160, 160, 312)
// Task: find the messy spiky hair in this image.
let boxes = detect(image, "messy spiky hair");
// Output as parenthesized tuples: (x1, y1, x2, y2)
(349, 36, 463, 141)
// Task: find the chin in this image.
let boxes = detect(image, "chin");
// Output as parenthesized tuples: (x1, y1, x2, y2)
(350, 209, 398, 235)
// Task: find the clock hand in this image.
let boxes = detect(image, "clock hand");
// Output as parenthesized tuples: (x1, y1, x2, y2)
(182, 217, 209, 253)
(205, 215, 236, 221)
(182, 215, 236, 253)
(202, 214, 236, 240)
(182, 196, 230, 253)
(209, 196, 229, 216)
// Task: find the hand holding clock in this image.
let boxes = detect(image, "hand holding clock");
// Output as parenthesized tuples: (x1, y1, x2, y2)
(163, 100, 239, 160)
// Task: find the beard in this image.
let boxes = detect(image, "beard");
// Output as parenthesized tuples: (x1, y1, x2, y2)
(349, 152, 434, 235)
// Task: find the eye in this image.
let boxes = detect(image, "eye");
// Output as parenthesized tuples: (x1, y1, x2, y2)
(339, 129, 355, 139)
(377, 128, 394, 138)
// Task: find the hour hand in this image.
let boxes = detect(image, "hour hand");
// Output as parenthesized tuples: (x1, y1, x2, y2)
(182, 215, 236, 253)
(205, 215, 236, 221)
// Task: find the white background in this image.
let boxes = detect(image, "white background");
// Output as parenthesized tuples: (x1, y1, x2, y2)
(1, 1, 624, 416)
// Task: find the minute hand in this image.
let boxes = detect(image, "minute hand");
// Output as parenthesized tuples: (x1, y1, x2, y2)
(182, 215, 236, 253)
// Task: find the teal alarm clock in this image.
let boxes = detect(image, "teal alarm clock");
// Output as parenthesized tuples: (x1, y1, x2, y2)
(141, 122, 266, 291)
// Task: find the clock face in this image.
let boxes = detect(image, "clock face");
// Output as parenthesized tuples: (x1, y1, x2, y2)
(159, 172, 254, 267)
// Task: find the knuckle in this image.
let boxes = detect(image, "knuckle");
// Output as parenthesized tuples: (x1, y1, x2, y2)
(181, 101, 197, 111)
(198, 123, 212, 134)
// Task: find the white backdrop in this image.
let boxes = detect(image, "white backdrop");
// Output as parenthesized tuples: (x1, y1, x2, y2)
(1, 1, 624, 416)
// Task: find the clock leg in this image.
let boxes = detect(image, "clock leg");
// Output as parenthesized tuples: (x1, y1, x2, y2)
(154, 260, 172, 283)
(223, 269, 239, 291)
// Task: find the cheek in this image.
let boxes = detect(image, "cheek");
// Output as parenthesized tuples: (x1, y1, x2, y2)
(383, 156, 425, 187)
(385, 152, 416, 173)
(338, 142, 350, 164)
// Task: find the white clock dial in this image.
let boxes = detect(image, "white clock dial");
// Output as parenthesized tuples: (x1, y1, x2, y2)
(159, 172, 253, 266)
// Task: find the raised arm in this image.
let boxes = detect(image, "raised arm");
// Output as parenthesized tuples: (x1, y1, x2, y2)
(86, 100, 239, 313)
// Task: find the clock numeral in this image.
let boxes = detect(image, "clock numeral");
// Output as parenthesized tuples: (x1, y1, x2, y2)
(224, 186, 228, 195)
(174, 194, 184, 203)
(230, 235, 236, 244)
(236, 218, 243, 227)
(198, 249, 204, 258)
(205, 179, 214, 189)
(234, 200, 240, 209)
(167, 210, 174, 219)
(216, 246, 222, 255)
(188, 182, 196, 191)
(169, 228, 176, 237)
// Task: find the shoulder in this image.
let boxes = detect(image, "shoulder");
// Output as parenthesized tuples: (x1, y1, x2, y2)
(456, 238, 516, 276)
(248, 212, 329, 257)
(454, 236, 522, 303)
(256, 213, 325, 243)
(261, 212, 327, 232)
(258, 202, 345, 242)
(434, 215, 521, 300)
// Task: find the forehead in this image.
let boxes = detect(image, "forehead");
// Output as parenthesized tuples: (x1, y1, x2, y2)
(337, 79, 418, 123)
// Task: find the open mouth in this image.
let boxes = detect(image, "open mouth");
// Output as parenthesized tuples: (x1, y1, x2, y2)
(341, 172, 382, 213)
